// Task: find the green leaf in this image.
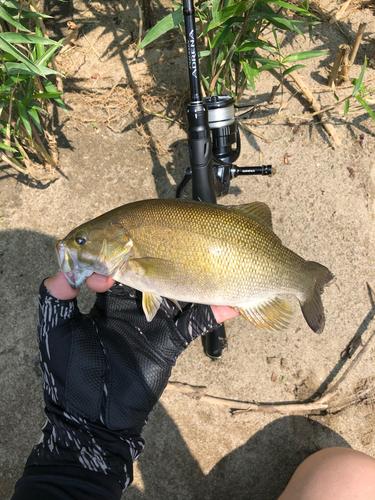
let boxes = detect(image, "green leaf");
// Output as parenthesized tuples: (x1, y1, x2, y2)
(0, 33, 59, 45)
(272, 26, 281, 53)
(201, 73, 209, 91)
(282, 50, 327, 63)
(207, 2, 249, 30)
(35, 41, 63, 67)
(17, 101, 32, 137)
(2, 0, 51, 18)
(198, 50, 210, 59)
(283, 64, 306, 76)
(0, 141, 16, 152)
(237, 40, 268, 52)
(344, 98, 350, 116)
(355, 95, 375, 121)
(240, 60, 258, 90)
(260, 13, 304, 36)
(27, 106, 42, 132)
(259, 0, 312, 14)
(258, 62, 282, 72)
(0, 37, 44, 76)
(334, 92, 339, 102)
(211, 22, 236, 49)
(6, 62, 61, 76)
(32, 91, 63, 99)
(0, 5, 29, 31)
(137, 6, 184, 50)
(212, 0, 221, 24)
(352, 57, 367, 96)
(254, 57, 282, 66)
(43, 80, 66, 110)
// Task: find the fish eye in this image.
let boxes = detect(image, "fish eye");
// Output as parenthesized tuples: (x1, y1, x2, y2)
(75, 236, 87, 246)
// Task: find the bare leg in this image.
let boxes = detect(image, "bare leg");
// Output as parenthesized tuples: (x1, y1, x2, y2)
(278, 447, 375, 500)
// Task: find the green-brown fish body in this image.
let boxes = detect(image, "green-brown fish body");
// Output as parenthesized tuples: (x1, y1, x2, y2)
(56, 198, 334, 333)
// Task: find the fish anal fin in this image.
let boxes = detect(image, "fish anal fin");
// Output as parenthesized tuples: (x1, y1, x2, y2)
(228, 202, 273, 231)
(142, 292, 163, 322)
(235, 297, 294, 332)
(165, 297, 182, 311)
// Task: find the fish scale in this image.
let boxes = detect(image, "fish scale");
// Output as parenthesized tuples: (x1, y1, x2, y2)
(56, 198, 334, 333)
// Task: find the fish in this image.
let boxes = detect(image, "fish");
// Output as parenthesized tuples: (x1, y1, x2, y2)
(55, 198, 334, 333)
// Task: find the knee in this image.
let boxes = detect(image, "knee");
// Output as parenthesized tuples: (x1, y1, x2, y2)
(279, 447, 375, 500)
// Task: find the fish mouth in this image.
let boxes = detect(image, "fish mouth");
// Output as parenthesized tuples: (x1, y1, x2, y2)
(55, 240, 94, 289)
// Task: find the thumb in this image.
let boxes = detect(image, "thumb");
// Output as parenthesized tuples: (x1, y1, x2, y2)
(44, 273, 80, 300)
(86, 273, 115, 293)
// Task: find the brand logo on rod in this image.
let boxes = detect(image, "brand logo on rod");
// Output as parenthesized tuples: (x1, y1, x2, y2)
(188, 29, 197, 78)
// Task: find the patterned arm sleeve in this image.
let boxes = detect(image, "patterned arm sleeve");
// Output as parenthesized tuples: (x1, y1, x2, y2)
(37, 280, 79, 346)
(175, 304, 221, 343)
(11, 281, 144, 500)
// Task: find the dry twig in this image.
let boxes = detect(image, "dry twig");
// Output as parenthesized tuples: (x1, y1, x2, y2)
(288, 71, 342, 146)
(164, 331, 375, 416)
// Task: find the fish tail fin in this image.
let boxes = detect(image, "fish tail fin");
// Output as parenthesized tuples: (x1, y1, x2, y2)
(300, 262, 334, 334)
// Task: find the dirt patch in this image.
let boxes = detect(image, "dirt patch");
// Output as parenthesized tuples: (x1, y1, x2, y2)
(1, 1, 375, 499)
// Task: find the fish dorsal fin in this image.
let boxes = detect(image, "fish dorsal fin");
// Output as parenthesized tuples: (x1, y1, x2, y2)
(228, 202, 273, 230)
(234, 296, 294, 332)
(142, 291, 163, 322)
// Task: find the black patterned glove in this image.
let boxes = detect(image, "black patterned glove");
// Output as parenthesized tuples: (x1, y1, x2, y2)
(12, 280, 220, 500)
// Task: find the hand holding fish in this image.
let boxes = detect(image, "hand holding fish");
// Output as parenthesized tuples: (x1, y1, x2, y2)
(44, 272, 240, 323)
(13, 272, 236, 498)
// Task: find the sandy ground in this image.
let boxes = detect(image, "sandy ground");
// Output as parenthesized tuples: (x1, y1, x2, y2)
(1, 1, 375, 499)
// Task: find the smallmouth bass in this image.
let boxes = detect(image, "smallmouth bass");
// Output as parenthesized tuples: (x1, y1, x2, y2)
(55, 199, 334, 333)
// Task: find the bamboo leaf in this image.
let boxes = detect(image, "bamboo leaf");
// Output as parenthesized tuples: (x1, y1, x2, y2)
(258, 62, 282, 72)
(43, 80, 66, 110)
(0, 37, 44, 75)
(17, 101, 32, 137)
(352, 57, 367, 96)
(198, 50, 210, 58)
(2, 0, 51, 18)
(344, 98, 350, 116)
(282, 50, 327, 63)
(283, 64, 306, 76)
(259, 0, 316, 16)
(27, 106, 42, 132)
(0, 141, 16, 151)
(137, 6, 184, 50)
(355, 95, 375, 121)
(254, 57, 282, 66)
(255, 13, 304, 36)
(32, 91, 63, 99)
(6, 62, 60, 76)
(35, 42, 62, 67)
(237, 40, 268, 52)
(0, 33, 59, 45)
(211, 22, 236, 49)
(0, 5, 29, 31)
(207, 2, 249, 30)
(241, 60, 257, 90)
(212, 0, 221, 25)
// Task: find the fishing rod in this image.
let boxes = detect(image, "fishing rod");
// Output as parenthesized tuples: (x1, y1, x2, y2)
(179, 0, 272, 358)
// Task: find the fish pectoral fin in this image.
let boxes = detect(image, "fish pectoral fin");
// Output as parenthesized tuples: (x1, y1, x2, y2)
(235, 297, 294, 332)
(142, 292, 163, 322)
(128, 257, 175, 278)
(227, 202, 274, 232)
